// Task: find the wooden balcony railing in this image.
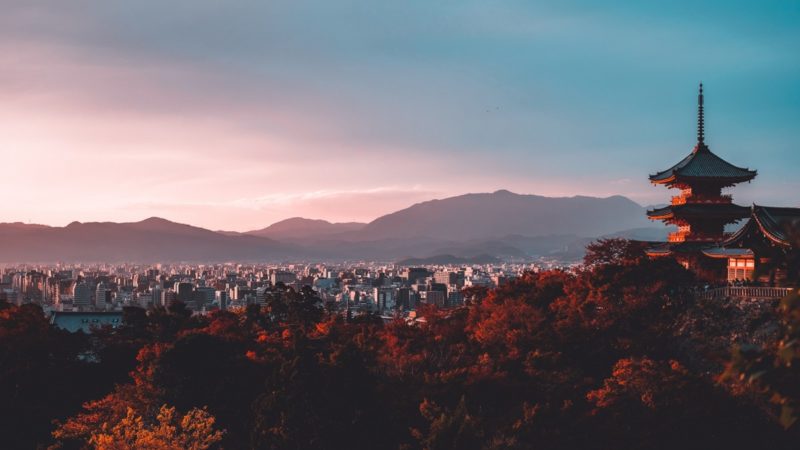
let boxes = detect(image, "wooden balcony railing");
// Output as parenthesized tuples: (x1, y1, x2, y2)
(668, 231, 686, 243)
(668, 232, 727, 243)
(699, 287, 794, 301)
(671, 194, 733, 206)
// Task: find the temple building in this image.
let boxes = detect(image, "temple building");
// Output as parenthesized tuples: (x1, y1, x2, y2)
(646, 84, 756, 278)
(704, 206, 800, 284)
(645, 84, 798, 284)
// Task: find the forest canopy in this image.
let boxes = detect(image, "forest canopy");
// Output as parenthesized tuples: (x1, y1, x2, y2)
(0, 239, 797, 449)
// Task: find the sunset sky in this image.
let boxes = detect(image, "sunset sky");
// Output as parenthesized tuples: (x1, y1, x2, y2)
(1, 1, 798, 231)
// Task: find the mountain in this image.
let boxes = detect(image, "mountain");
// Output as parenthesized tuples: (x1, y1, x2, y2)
(0, 191, 664, 263)
(0, 218, 301, 263)
(247, 218, 366, 240)
(356, 190, 652, 241)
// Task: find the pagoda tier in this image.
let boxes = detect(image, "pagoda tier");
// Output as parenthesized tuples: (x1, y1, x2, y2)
(647, 204, 750, 224)
(647, 84, 756, 249)
(648, 143, 757, 189)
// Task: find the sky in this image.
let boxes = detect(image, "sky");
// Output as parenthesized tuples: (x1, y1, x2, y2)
(0, 1, 798, 231)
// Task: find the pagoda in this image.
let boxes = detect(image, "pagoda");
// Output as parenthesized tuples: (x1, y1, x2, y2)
(646, 84, 757, 271)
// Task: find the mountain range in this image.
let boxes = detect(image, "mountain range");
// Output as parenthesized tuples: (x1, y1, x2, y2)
(0, 190, 669, 263)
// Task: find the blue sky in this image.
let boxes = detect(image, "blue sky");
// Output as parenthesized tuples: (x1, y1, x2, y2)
(0, 1, 797, 229)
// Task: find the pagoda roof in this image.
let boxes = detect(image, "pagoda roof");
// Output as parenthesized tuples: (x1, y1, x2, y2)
(649, 84, 757, 186)
(649, 144, 757, 185)
(702, 247, 754, 259)
(723, 205, 800, 248)
(646, 241, 717, 257)
(647, 203, 750, 221)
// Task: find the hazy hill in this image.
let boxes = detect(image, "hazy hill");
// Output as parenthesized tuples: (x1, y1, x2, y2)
(0, 191, 666, 263)
(247, 218, 365, 240)
(357, 190, 652, 240)
(0, 218, 300, 263)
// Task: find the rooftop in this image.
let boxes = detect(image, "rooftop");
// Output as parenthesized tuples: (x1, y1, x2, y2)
(51, 311, 123, 333)
(649, 144, 757, 185)
(647, 203, 751, 221)
(724, 205, 800, 248)
(649, 84, 757, 187)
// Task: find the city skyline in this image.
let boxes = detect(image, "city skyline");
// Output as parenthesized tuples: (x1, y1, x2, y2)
(2, 1, 798, 231)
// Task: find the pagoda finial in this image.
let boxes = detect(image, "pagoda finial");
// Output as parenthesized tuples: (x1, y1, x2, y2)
(697, 83, 705, 145)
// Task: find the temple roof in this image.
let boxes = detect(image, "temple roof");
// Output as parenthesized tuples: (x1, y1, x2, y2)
(51, 311, 124, 333)
(649, 84, 757, 186)
(702, 247, 754, 259)
(647, 203, 751, 221)
(649, 144, 757, 185)
(645, 241, 717, 257)
(723, 205, 800, 248)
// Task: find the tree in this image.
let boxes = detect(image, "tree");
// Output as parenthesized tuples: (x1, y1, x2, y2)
(724, 290, 800, 431)
(87, 404, 224, 450)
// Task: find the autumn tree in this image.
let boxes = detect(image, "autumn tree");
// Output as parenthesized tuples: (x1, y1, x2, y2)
(85, 404, 223, 450)
(724, 290, 800, 433)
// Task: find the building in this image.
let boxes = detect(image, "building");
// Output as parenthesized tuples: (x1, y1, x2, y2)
(373, 287, 396, 314)
(74, 281, 91, 308)
(645, 85, 798, 285)
(704, 206, 800, 284)
(646, 84, 757, 276)
(423, 290, 446, 307)
(256, 286, 269, 306)
(216, 290, 229, 310)
(150, 286, 163, 307)
(95, 282, 108, 310)
(196, 287, 216, 307)
(175, 281, 194, 303)
(271, 271, 296, 286)
(51, 311, 123, 333)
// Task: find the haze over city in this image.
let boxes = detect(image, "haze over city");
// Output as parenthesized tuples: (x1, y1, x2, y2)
(2, 1, 798, 231)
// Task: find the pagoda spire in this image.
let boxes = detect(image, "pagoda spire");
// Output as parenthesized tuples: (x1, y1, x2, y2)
(697, 83, 705, 145)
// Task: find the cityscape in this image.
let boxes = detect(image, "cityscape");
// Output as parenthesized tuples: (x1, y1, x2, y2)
(2, 2, 799, 450)
(4, 261, 540, 328)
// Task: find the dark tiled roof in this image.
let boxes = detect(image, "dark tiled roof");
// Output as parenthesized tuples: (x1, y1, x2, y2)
(51, 311, 123, 333)
(725, 205, 800, 247)
(647, 203, 751, 220)
(702, 247, 754, 258)
(646, 241, 717, 256)
(649, 144, 757, 184)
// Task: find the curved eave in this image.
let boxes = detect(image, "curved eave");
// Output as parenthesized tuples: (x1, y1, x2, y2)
(649, 172, 677, 185)
(647, 210, 674, 220)
(647, 204, 751, 222)
(645, 247, 672, 257)
(722, 218, 755, 247)
(649, 172, 757, 187)
(752, 208, 792, 247)
(702, 247, 754, 259)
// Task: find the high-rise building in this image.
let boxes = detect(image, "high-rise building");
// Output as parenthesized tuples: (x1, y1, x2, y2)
(216, 290, 229, 310)
(150, 286, 163, 307)
(95, 282, 108, 310)
(270, 271, 296, 286)
(373, 287, 396, 314)
(174, 281, 194, 304)
(74, 282, 91, 308)
(196, 287, 215, 307)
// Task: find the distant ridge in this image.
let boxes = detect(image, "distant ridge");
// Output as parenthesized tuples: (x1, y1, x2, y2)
(0, 218, 300, 263)
(0, 191, 665, 262)
(247, 217, 366, 240)
(357, 190, 651, 241)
